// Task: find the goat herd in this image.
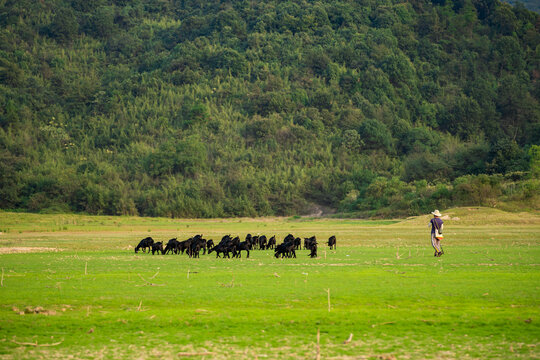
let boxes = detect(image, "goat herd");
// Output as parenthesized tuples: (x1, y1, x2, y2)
(134, 233, 337, 259)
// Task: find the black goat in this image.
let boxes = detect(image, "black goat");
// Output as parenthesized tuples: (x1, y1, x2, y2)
(151, 242, 164, 255)
(163, 238, 179, 254)
(309, 242, 318, 258)
(135, 237, 154, 253)
(188, 235, 207, 258)
(258, 235, 267, 250)
(189, 241, 202, 258)
(294, 237, 302, 250)
(274, 242, 296, 258)
(177, 239, 192, 255)
(328, 235, 337, 250)
(267, 235, 276, 250)
(304, 236, 317, 251)
(199, 238, 209, 255)
(208, 242, 233, 258)
(233, 241, 250, 258)
(251, 235, 259, 250)
(245, 234, 253, 249)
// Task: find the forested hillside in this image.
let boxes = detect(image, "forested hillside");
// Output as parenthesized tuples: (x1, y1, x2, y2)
(1, 0, 539, 218)
(504, 1, 540, 14)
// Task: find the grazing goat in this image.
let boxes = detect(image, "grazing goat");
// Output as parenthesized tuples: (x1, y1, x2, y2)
(208, 242, 232, 258)
(308, 241, 318, 258)
(135, 237, 154, 253)
(304, 236, 317, 251)
(258, 235, 267, 250)
(245, 234, 253, 249)
(294, 237, 302, 250)
(328, 235, 337, 250)
(274, 242, 296, 258)
(309, 244, 317, 258)
(198, 238, 209, 255)
(164, 238, 179, 254)
(151, 242, 164, 255)
(189, 241, 202, 258)
(233, 241, 250, 258)
(177, 239, 192, 255)
(251, 235, 259, 250)
(267, 235, 276, 250)
(188, 235, 206, 258)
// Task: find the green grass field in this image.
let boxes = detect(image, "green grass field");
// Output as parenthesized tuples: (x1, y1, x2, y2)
(0, 208, 539, 359)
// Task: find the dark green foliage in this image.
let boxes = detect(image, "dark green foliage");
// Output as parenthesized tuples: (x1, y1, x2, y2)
(144, 137, 207, 177)
(89, 6, 117, 38)
(487, 137, 528, 174)
(47, 6, 79, 43)
(0, 0, 538, 217)
(403, 152, 450, 182)
(358, 119, 394, 152)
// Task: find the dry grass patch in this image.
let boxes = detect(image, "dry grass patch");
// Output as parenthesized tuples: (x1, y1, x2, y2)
(0, 247, 63, 254)
(4, 338, 534, 360)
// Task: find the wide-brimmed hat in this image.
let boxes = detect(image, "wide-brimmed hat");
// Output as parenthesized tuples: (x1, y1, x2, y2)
(431, 210, 442, 217)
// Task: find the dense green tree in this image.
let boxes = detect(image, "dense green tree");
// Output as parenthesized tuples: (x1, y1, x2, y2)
(490, 2, 519, 35)
(487, 137, 528, 173)
(358, 119, 394, 152)
(47, 7, 79, 43)
(89, 6, 117, 38)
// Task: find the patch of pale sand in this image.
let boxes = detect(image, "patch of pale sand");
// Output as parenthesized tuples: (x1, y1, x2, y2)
(0, 247, 63, 254)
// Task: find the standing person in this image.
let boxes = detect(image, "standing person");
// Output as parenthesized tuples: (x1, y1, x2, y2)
(429, 210, 444, 257)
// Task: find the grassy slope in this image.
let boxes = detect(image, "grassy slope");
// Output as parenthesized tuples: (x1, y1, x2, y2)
(0, 208, 538, 359)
